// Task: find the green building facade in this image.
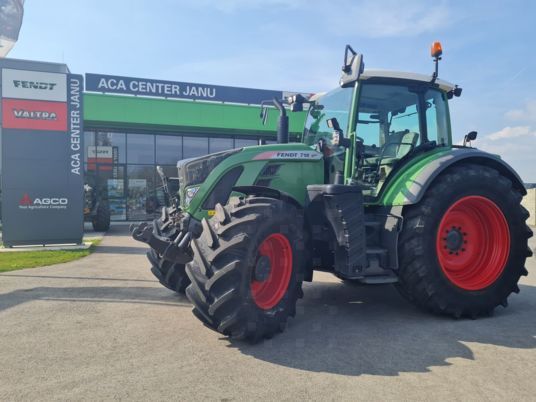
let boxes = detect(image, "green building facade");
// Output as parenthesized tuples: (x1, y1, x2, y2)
(83, 92, 307, 221)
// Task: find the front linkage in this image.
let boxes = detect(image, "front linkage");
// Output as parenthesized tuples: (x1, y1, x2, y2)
(130, 206, 201, 266)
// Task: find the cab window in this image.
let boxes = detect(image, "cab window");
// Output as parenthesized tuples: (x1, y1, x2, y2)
(355, 83, 422, 196)
(356, 83, 421, 161)
(355, 83, 451, 196)
(303, 87, 353, 148)
(425, 89, 450, 145)
(303, 87, 353, 183)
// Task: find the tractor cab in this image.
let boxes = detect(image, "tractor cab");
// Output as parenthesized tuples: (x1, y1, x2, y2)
(353, 74, 453, 196)
(303, 62, 456, 199)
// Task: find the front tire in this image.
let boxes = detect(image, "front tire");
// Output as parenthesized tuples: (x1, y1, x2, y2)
(145, 208, 191, 294)
(396, 164, 533, 318)
(185, 196, 306, 342)
(147, 249, 190, 294)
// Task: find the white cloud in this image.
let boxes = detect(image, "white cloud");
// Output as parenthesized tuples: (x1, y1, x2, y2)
(487, 126, 536, 140)
(184, 0, 453, 38)
(505, 100, 536, 122)
(476, 125, 536, 183)
(324, 0, 452, 38)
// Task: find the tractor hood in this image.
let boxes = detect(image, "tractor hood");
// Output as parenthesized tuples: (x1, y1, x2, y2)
(177, 148, 243, 190)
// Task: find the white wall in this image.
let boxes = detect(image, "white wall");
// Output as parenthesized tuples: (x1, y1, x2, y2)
(522, 188, 536, 227)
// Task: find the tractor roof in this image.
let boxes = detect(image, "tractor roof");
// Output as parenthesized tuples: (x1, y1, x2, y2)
(360, 69, 456, 92)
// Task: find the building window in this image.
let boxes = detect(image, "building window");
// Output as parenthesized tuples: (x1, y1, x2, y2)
(84, 131, 95, 163)
(235, 138, 258, 148)
(127, 133, 155, 164)
(84, 129, 277, 221)
(209, 137, 234, 153)
(96, 132, 126, 164)
(100, 165, 126, 221)
(183, 136, 208, 158)
(156, 135, 182, 164)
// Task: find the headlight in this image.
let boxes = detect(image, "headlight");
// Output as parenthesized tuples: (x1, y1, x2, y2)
(185, 186, 200, 206)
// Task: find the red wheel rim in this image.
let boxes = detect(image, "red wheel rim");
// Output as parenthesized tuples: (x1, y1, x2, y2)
(436, 195, 510, 291)
(250, 233, 293, 310)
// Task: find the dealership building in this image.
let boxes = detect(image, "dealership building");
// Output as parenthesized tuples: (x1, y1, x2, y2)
(0, 58, 308, 224)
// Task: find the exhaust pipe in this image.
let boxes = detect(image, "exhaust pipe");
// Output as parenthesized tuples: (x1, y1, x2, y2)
(272, 98, 289, 144)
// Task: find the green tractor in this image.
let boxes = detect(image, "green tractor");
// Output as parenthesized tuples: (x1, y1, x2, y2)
(132, 43, 533, 342)
(84, 184, 111, 232)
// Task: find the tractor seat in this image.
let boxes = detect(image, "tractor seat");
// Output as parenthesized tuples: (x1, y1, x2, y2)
(364, 130, 419, 166)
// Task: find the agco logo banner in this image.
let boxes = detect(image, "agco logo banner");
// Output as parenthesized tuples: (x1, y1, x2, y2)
(1, 98, 68, 131)
(2, 68, 67, 102)
(18, 193, 69, 210)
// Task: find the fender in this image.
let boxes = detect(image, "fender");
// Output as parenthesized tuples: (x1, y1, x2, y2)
(379, 147, 526, 206)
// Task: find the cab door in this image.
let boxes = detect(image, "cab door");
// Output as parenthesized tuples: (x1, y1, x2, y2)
(352, 81, 450, 197)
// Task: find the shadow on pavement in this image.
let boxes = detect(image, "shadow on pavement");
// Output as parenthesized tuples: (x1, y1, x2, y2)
(0, 286, 191, 311)
(86, 224, 136, 237)
(93, 245, 149, 255)
(232, 281, 536, 377)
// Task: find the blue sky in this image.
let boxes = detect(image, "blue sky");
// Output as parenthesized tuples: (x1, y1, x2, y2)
(8, 0, 536, 181)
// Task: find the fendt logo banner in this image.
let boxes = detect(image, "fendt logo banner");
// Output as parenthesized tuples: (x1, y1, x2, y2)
(1, 98, 68, 131)
(1, 68, 67, 102)
(18, 193, 69, 210)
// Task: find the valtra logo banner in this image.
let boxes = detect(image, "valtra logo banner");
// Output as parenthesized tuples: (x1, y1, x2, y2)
(18, 193, 69, 210)
(1, 98, 68, 131)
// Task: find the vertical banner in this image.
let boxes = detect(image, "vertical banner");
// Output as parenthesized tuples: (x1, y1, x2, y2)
(0, 65, 84, 246)
(67, 73, 85, 236)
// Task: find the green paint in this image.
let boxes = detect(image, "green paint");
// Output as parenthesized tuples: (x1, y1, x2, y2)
(345, 82, 361, 182)
(377, 148, 450, 205)
(185, 143, 324, 220)
(83, 93, 307, 137)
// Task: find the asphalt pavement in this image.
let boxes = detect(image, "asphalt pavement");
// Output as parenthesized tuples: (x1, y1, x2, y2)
(0, 225, 535, 401)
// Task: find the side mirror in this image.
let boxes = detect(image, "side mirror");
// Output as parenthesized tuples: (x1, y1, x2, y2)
(447, 85, 463, 99)
(327, 118, 350, 148)
(290, 103, 303, 112)
(288, 93, 309, 112)
(326, 117, 341, 131)
(463, 131, 478, 147)
(340, 45, 364, 88)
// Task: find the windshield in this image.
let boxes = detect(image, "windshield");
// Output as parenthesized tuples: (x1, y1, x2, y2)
(303, 87, 353, 147)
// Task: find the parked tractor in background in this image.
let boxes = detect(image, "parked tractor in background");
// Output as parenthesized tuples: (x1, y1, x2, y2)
(132, 42, 533, 342)
(84, 184, 111, 232)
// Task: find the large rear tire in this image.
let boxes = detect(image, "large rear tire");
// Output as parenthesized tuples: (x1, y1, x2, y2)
(396, 164, 532, 318)
(185, 196, 306, 342)
(92, 203, 111, 232)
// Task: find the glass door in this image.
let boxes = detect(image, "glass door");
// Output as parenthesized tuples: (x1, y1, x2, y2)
(96, 164, 126, 221)
(127, 165, 156, 221)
